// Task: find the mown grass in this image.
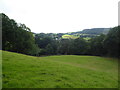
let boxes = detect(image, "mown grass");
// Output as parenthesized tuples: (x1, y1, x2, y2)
(2, 51, 118, 88)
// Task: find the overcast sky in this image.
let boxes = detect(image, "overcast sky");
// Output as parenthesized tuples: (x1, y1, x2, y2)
(0, 0, 119, 33)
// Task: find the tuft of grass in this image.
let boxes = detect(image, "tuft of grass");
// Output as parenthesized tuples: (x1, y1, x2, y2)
(2, 51, 118, 88)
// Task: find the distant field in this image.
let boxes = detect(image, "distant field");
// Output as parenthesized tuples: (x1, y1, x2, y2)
(62, 34, 91, 41)
(2, 51, 118, 88)
(62, 35, 78, 39)
(83, 37, 91, 41)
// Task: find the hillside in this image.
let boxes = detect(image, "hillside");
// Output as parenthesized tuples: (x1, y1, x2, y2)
(58, 28, 110, 40)
(35, 28, 111, 40)
(2, 51, 118, 88)
(61, 28, 110, 39)
(67, 28, 110, 35)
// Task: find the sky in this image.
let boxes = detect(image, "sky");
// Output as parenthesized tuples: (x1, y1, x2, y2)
(0, 0, 119, 33)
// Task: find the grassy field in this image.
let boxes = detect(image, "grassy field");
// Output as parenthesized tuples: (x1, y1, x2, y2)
(62, 35, 79, 39)
(83, 37, 91, 41)
(2, 51, 118, 88)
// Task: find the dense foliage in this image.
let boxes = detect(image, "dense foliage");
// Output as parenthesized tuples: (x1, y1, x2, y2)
(1, 13, 40, 55)
(35, 27, 120, 58)
(1, 13, 120, 58)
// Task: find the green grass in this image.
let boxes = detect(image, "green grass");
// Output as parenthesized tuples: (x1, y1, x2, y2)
(62, 35, 79, 39)
(83, 37, 91, 41)
(2, 51, 118, 88)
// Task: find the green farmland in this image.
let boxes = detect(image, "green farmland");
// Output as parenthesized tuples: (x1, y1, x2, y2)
(2, 51, 118, 88)
(62, 35, 79, 39)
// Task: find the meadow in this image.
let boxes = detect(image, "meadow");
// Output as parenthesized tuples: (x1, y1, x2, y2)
(2, 51, 118, 88)
(62, 35, 79, 39)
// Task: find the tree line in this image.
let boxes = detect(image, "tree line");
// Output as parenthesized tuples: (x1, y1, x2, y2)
(1, 13, 120, 58)
(2, 13, 40, 55)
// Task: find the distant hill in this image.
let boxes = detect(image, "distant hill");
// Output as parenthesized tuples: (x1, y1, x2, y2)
(35, 28, 111, 40)
(61, 28, 110, 39)
(68, 28, 110, 35)
(80, 28, 110, 35)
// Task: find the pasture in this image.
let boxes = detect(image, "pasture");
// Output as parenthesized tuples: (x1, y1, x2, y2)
(2, 51, 118, 88)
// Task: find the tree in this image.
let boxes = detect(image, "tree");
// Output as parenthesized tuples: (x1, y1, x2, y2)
(35, 34, 53, 48)
(57, 39, 73, 55)
(103, 26, 120, 58)
(73, 38, 88, 55)
(89, 34, 107, 56)
(45, 44, 54, 55)
(2, 13, 40, 55)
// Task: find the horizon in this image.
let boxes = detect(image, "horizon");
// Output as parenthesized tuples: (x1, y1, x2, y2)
(0, 0, 119, 33)
(33, 27, 112, 34)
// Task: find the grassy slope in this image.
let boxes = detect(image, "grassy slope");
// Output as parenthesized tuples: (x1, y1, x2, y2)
(2, 51, 118, 88)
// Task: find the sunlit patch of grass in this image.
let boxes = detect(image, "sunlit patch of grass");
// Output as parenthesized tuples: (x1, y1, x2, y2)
(62, 35, 79, 39)
(83, 37, 91, 40)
